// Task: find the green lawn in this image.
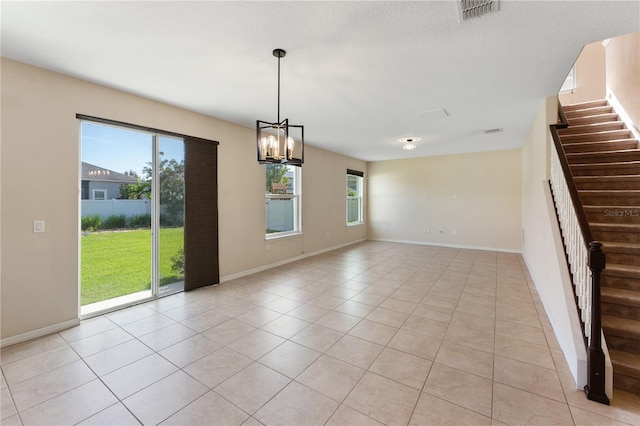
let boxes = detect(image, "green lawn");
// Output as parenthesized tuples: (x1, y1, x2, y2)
(81, 227, 184, 305)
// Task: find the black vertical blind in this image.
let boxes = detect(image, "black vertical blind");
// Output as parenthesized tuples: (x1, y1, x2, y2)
(183, 138, 219, 291)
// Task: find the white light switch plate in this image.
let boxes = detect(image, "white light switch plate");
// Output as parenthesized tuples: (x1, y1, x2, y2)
(33, 220, 45, 233)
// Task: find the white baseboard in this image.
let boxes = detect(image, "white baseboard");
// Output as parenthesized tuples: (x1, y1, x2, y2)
(1, 318, 80, 348)
(220, 238, 367, 283)
(367, 237, 521, 253)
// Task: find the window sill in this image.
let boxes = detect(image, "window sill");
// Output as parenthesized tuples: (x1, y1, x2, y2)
(347, 222, 364, 227)
(265, 231, 303, 241)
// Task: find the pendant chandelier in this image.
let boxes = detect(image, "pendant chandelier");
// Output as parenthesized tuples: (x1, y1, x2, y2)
(257, 48, 304, 166)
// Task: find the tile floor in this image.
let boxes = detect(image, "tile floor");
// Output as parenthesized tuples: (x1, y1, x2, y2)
(2, 241, 640, 425)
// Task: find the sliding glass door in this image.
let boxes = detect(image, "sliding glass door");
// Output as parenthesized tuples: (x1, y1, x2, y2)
(80, 121, 184, 315)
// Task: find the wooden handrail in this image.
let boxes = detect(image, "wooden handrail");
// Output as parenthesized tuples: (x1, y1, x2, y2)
(550, 101, 609, 405)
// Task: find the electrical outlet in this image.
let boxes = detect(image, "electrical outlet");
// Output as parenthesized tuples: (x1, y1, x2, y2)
(33, 220, 45, 233)
(438, 229, 444, 234)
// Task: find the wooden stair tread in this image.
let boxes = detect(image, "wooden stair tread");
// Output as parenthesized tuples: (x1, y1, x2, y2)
(567, 149, 640, 157)
(562, 100, 608, 111)
(602, 287, 640, 307)
(590, 223, 640, 231)
(603, 241, 640, 251)
(602, 315, 640, 339)
(609, 350, 640, 379)
(575, 175, 640, 182)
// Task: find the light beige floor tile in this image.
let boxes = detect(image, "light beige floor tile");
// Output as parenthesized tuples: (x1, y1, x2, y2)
(244, 290, 282, 306)
(450, 310, 496, 333)
(494, 355, 564, 402)
(1, 373, 7, 389)
(0, 415, 21, 426)
(19, 379, 117, 426)
(326, 405, 384, 426)
(84, 339, 154, 376)
(180, 309, 231, 332)
(369, 347, 432, 390)
(159, 334, 222, 367)
(411, 304, 454, 323)
(492, 382, 573, 425)
(363, 284, 397, 297)
(102, 353, 177, 399)
(77, 402, 141, 426)
(549, 348, 573, 376)
(296, 354, 365, 401)
(123, 371, 208, 425)
(263, 284, 298, 297)
(423, 363, 493, 417)
(379, 297, 418, 314)
(350, 292, 387, 307)
(214, 362, 290, 414)
(348, 319, 398, 345)
(559, 373, 640, 425)
(287, 304, 331, 322)
(260, 315, 310, 339)
(162, 301, 212, 322)
(402, 315, 449, 340)
(409, 392, 491, 426)
(1, 387, 17, 420)
(68, 327, 134, 358)
(143, 294, 188, 313)
(183, 347, 252, 388)
(334, 300, 376, 318)
(455, 299, 496, 318)
(137, 322, 197, 351)
(495, 319, 547, 346)
(258, 341, 321, 378)
(365, 307, 409, 327)
(120, 313, 176, 337)
(326, 335, 384, 369)
(315, 311, 361, 333)
(494, 334, 555, 370)
(421, 294, 458, 311)
(226, 329, 285, 360)
(328, 287, 360, 300)
(161, 390, 249, 425)
(570, 405, 635, 426)
(444, 323, 494, 353)
(388, 328, 441, 360)
(218, 301, 260, 318)
(308, 294, 347, 310)
(236, 308, 280, 329)
(290, 324, 344, 352)
(254, 381, 339, 426)
(11, 359, 96, 412)
(344, 372, 420, 426)
(2, 345, 80, 385)
(261, 297, 302, 314)
(435, 341, 494, 379)
(58, 317, 117, 344)
(203, 318, 256, 345)
(284, 289, 321, 303)
(496, 305, 541, 328)
(107, 305, 156, 326)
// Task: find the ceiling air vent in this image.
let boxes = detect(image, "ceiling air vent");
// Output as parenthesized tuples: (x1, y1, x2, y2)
(457, 0, 499, 21)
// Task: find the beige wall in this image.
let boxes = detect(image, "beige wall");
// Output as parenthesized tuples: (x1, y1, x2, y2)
(366, 150, 522, 251)
(0, 58, 365, 341)
(520, 96, 590, 390)
(558, 41, 606, 106)
(606, 32, 640, 131)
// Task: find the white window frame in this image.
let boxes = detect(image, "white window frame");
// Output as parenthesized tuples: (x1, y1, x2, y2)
(265, 165, 302, 239)
(347, 171, 363, 226)
(92, 189, 107, 200)
(560, 65, 576, 93)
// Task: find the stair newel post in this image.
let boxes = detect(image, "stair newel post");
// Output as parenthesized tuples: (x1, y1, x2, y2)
(585, 241, 610, 405)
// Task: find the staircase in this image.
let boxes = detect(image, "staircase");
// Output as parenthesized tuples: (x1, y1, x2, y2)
(559, 99, 640, 396)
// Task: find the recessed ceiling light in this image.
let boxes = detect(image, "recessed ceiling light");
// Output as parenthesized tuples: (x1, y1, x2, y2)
(399, 137, 420, 150)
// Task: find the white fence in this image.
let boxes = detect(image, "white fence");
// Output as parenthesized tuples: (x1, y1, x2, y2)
(81, 200, 151, 218)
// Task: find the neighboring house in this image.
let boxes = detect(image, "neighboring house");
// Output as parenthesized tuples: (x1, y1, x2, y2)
(81, 162, 138, 200)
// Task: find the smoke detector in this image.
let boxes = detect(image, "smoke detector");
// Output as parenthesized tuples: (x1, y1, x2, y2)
(457, 0, 499, 21)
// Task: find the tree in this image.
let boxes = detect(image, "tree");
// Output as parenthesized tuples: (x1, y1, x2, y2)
(142, 158, 185, 224)
(265, 163, 290, 193)
(119, 179, 151, 200)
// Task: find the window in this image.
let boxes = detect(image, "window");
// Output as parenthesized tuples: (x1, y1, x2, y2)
(560, 65, 576, 92)
(347, 169, 363, 225)
(266, 164, 301, 237)
(92, 189, 107, 200)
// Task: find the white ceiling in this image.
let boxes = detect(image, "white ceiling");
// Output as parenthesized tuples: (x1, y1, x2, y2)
(1, 1, 638, 161)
